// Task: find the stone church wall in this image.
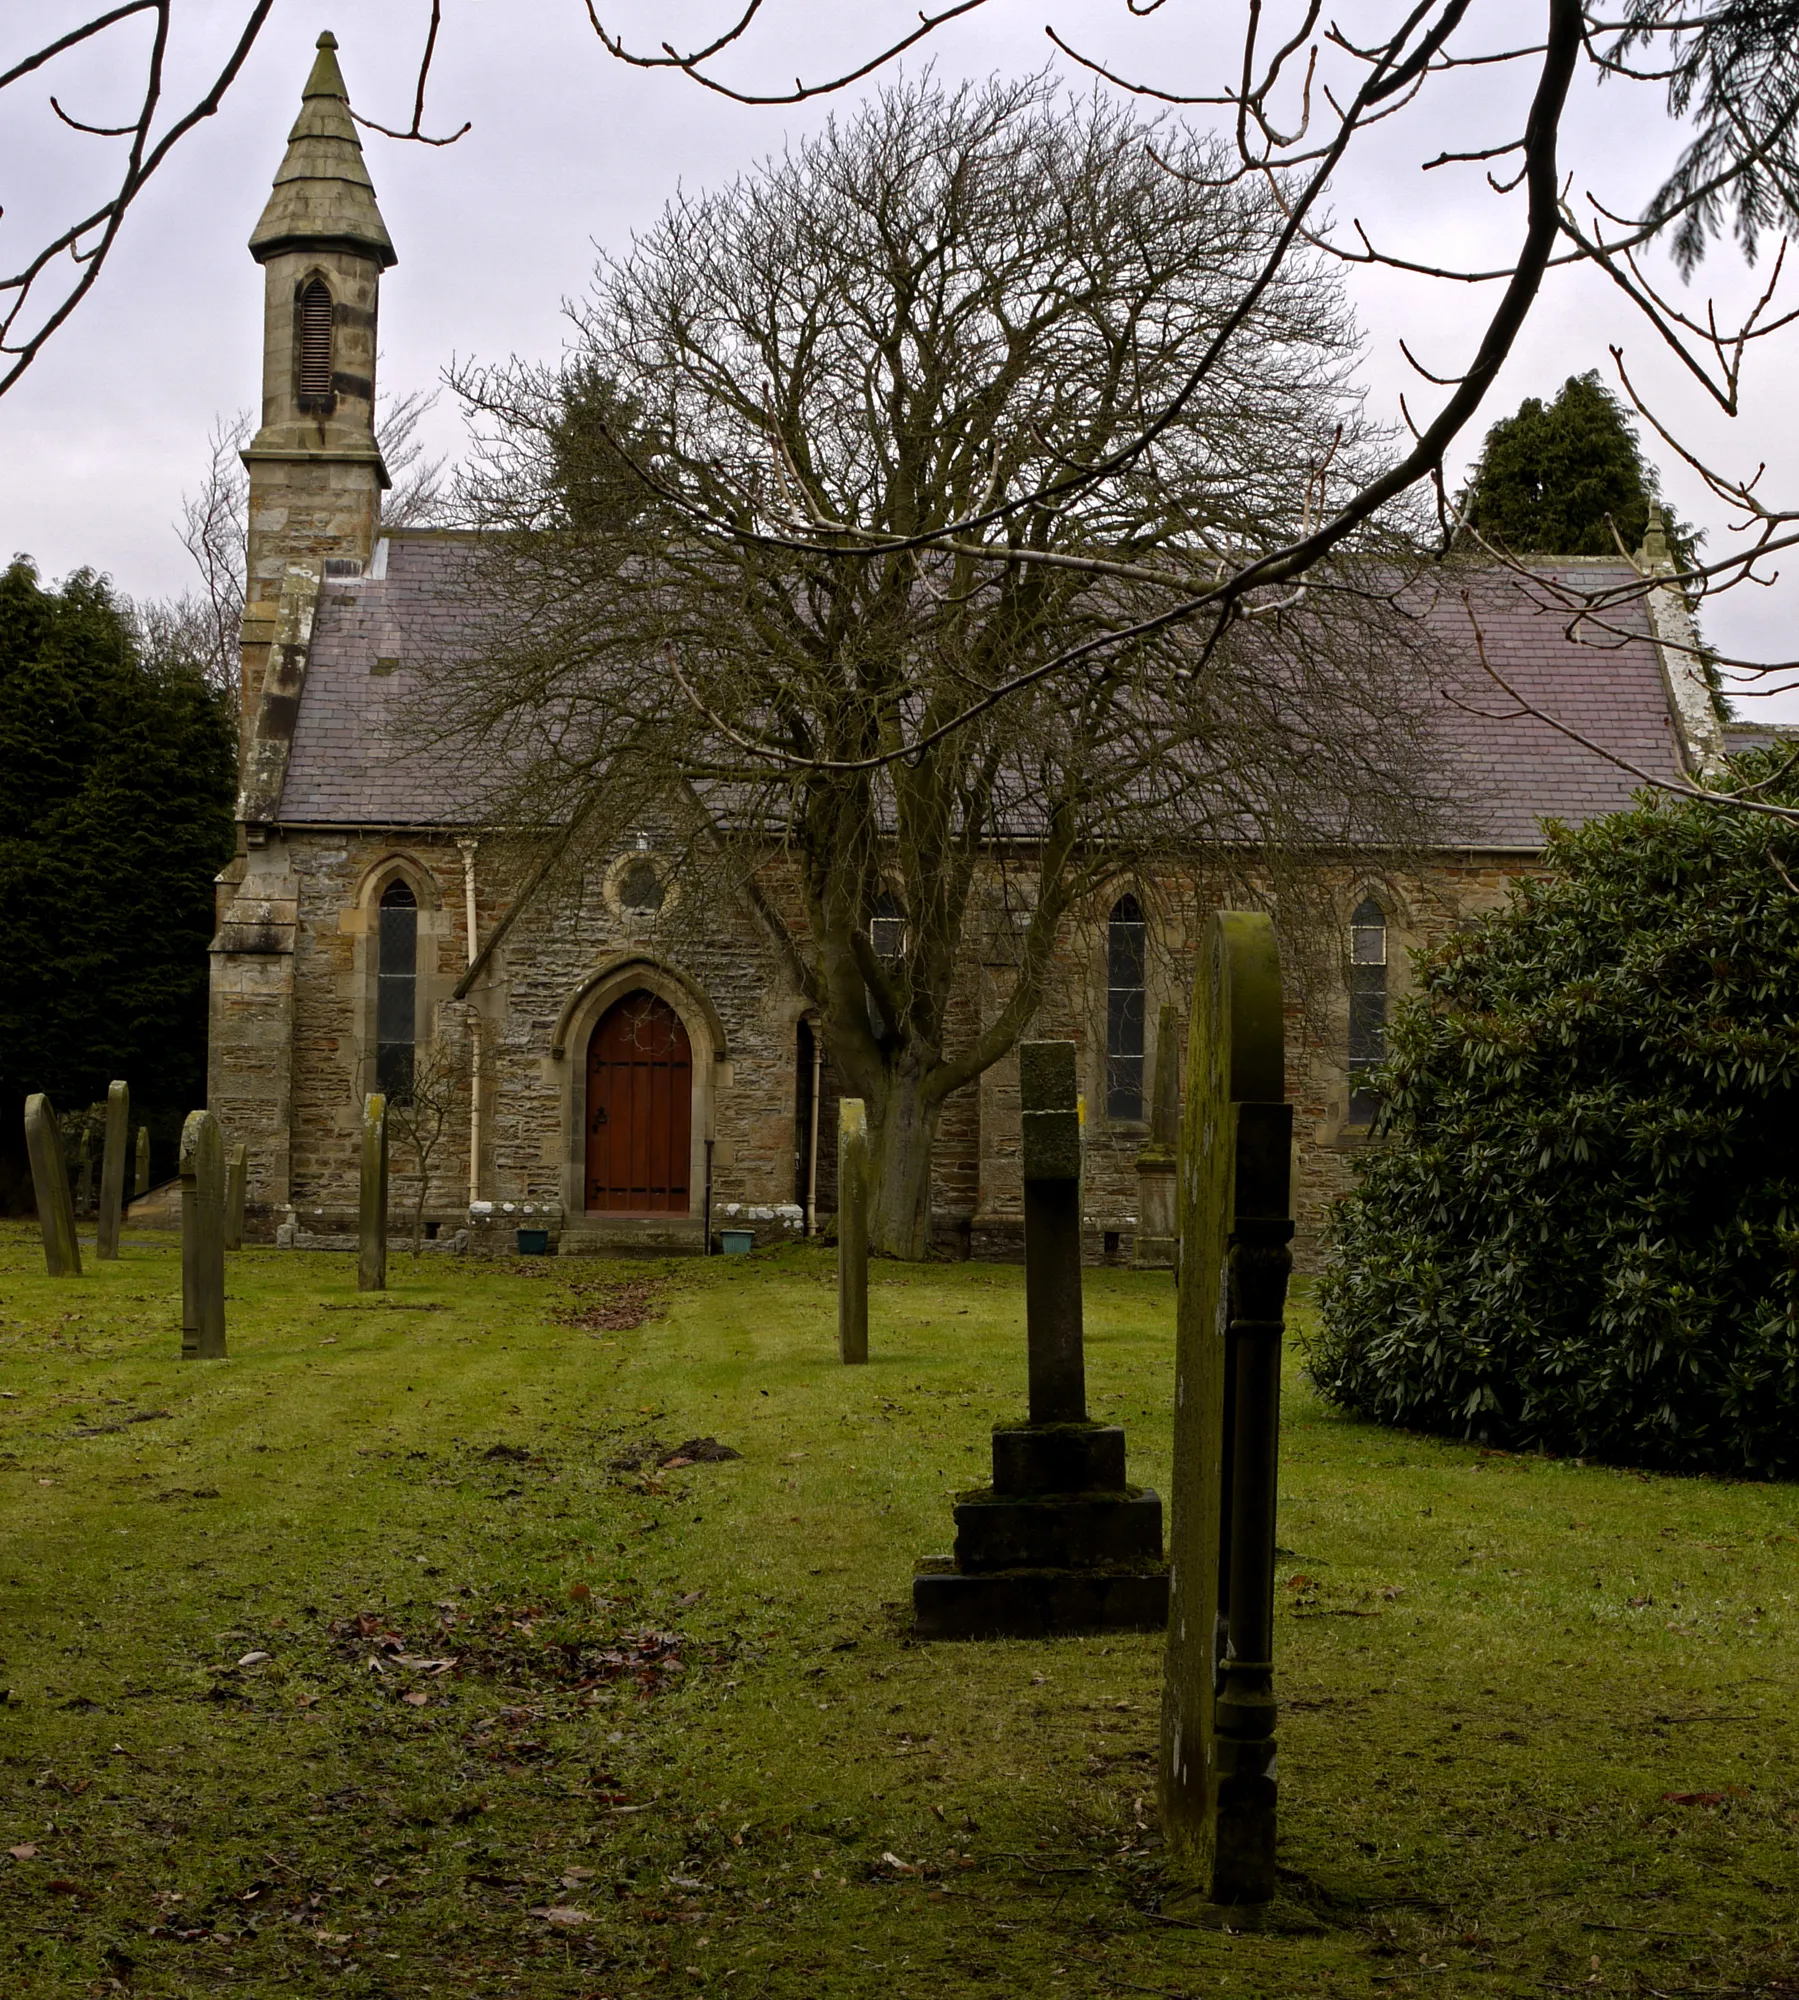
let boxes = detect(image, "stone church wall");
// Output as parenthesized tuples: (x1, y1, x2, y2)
(231, 822, 1539, 1269)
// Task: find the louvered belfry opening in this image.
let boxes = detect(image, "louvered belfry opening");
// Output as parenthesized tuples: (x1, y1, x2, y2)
(297, 278, 334, 410)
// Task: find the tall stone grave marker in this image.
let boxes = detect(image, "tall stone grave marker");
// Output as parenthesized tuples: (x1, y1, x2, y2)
(1133, 1003, 1182, 1268)
(360, 1093, 388, 1292)
(224, 1143, 248, 1252)
(133, 1125, 151, 1198)
(97, 1081, 130, 1261)
(913, 1041, 1169, 1638)
(1159, 912, 1293, 1913)
(24, 1094, 81, 1277)
(180, 1110, 227, 1360)
(837, 1098, 869, 1364)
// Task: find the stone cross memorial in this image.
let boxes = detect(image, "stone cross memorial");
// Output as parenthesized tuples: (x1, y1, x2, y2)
(1133, 1002, 1182, 1268)
(24, 1093, 81, 1278)
(97, 1080, 130, 1261)
(225, 1143, 248, 1252)
(913, 1041, 1169, 1639)
(837, 1098, 869, 1364)
(359, 1093, 388, 1292)
(1158, 911, 1294, 1914)
(180, 1109, 227, 1360)
(134, 1125, 151, 1199)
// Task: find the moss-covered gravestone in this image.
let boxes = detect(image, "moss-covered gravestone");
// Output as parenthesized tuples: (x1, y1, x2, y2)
(180, 1110, 227, 1360)
(360, 1094, 388, 1293)
(133, 1125, 151, 1199)
(225, 1142, 248, 1252)
(24, 1093, 81, 1277)
(97, 1080, 129, 1261)
(1159, 912, 1293, 1913)
(837, 1098, 869, 1364)
(1133, 1002, 1182, 1268)
(912, 1041, 1169, 1638)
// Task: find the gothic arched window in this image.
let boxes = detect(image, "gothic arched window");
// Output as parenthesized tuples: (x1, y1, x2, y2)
(1348, 896, 1388, 1125)
(1106, 893, 1147, 1120)
(297, 277, 334, 410)
(376, 880, 418, 1100)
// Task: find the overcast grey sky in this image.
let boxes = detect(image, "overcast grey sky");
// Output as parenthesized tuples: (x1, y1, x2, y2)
(4, 2, 1795, 713)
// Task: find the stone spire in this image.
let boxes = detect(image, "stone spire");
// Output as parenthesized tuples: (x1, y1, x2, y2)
(249, 32, 396, 268)
(238, 30, 394, 728)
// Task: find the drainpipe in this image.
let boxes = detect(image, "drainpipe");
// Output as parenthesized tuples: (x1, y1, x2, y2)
(457, 838, 481, 1209)
(806, 1023, 822, 1238)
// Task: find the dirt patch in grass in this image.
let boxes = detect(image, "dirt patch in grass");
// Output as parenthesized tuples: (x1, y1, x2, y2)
(554, 1273, 670, 1331)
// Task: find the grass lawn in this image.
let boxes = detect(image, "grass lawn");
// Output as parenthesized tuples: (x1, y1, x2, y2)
(0, 1222, 1795, 1999)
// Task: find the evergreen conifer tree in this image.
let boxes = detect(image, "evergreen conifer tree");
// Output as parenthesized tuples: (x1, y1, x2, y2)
(0, 560, 236, 1205)
(1462, 371, 1694, 563)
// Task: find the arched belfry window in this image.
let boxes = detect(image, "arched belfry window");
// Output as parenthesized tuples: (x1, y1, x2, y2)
(1106, 893, 1147, 1120)
(376, 881, 418, 1100)
(1348, 896, 1389, 1125)
(297, 278, 334, 411)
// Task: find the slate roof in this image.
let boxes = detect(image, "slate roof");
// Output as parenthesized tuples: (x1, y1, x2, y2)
(278, 534, 1695, 847)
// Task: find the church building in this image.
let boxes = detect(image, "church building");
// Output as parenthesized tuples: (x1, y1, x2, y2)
(208, 37, 1725, 1265)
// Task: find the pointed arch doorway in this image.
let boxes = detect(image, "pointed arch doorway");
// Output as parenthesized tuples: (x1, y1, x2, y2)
(584, 991, 693, 1214)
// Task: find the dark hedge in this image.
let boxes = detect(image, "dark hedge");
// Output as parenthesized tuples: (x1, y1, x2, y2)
(1312, 756, 1799, 1477)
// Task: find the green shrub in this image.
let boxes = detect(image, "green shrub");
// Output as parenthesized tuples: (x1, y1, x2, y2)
(1312, 755, 1799, 1477)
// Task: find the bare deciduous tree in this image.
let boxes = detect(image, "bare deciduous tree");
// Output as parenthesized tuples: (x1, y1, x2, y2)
(150, 390, 453, 691)
(381, 1033, 466, 1259)
(585, 3, 1799, 770)
(434, 74, 1441, 1257)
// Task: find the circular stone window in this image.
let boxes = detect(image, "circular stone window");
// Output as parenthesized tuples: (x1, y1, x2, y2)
(618, 857, 665, 914)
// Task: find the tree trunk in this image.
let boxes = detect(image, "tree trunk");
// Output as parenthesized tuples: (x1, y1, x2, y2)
(867, 1057, 943, 1261)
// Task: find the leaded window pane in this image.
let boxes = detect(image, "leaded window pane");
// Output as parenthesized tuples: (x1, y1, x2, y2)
(1106, 893, 1147, 1120)
(1348, 897, 1387, 1124)
(376, 881, 418, 1103)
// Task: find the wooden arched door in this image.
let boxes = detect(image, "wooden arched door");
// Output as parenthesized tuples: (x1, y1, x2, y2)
(584, 992, 693, 1213)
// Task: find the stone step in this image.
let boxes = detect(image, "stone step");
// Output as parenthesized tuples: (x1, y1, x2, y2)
(911, 1558, 1169, 1640)
(952, 1486, 1164, 1572)
(990, 1421, 1127, 1495)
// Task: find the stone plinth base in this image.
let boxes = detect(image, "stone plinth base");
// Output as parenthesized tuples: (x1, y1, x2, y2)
(913, 1418, 1168, 1640)
(912, 1558, 1169, 1640)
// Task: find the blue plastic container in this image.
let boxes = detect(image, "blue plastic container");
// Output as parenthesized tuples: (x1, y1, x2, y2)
(719, 1228, 756, 1256)
(516, 1227, 551, 1256)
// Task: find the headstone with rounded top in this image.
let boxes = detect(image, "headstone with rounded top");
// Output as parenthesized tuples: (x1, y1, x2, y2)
(837, 1098, 869, 1364)
(97, 1081, 130, 1261)
(24, 1093, 81, 1277)
(1158, 911, 1293, 1916)
(360, 1094, 388, 1292)
(180, 1110, 227, 1359)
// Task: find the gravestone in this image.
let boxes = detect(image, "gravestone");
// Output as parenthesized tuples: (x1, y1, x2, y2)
(180, 1109, 227, 1360)
(73, 1109, 97, 1219)
(1133, 1002, 1182, 1268)
(134, 1125, 151, 1198)
(360, 1093, 388, 1292)
(837, 1098, 869, 1364)
(1158, 912, 1293, 1914)
(225, 1143, 248, 1252)
(97, 1080, 129, 1261)
(913, 1041, 1169, 1639)
(23, 1093, 81, 1277)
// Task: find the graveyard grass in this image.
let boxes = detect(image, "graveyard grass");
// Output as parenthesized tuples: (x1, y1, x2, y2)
(1, 1228, 1795, 2000)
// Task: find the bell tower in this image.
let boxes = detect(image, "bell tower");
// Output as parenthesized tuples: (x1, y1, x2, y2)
(239, 30, 395, 716)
